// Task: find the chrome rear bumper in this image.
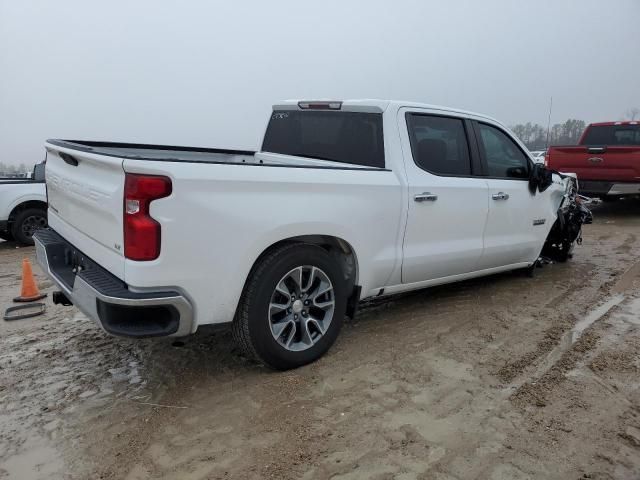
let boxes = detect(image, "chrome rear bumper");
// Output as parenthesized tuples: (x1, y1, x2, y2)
(578, 180, 640, 196)
(34, 228, 193, 337)
(608, 183, 640, 195)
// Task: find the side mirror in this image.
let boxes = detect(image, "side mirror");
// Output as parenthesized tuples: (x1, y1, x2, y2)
(33, 163, 45, 182)
(528, 163, 553, 194)
(529, 163, 543, 178)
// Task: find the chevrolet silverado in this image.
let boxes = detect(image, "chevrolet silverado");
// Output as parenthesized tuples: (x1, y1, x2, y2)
(34, 100, 590, 369)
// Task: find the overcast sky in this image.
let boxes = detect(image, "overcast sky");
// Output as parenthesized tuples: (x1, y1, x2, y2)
(1, 0, 638, 165)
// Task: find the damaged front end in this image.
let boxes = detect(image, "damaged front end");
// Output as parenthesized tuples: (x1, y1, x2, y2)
(541, 175, 593, 262)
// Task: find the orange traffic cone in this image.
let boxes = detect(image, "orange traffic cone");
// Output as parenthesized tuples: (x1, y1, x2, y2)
(13, 258, 47, 302)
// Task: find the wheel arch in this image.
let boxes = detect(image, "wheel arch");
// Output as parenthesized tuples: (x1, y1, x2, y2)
(244, 235, 361, 318)
(8, 200, 48, 223)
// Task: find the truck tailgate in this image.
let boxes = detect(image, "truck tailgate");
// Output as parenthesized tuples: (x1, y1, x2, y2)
(45, 143, 126, 279)
(548, 146, 640, 181)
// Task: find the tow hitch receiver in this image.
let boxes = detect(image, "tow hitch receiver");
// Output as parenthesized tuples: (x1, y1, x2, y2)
(52, 291, 73, 306)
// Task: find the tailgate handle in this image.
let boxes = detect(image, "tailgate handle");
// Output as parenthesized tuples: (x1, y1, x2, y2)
(59, 152, 79, 166)
(587, 146, 606, 154)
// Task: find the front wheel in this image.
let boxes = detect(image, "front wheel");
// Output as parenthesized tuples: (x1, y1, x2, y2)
(556, 239, 575, 262)
(11, 208, 47, 246)
(232, 243, 347, 370)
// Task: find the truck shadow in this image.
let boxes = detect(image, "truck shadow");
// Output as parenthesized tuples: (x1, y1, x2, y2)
(34, 204, 608, 403)
(119, 259, 580, 388)
(589, 197, 640, 220)
(0, 239, 18, 251)
(0, 240, 37, 252)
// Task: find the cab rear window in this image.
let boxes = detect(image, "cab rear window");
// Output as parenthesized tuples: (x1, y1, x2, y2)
(581, 125, 640, 145)
(262, 110, 385, 168)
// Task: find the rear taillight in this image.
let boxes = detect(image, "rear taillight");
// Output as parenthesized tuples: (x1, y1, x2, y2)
(124, 174, 172, 261)
(544, 152, 549, 167)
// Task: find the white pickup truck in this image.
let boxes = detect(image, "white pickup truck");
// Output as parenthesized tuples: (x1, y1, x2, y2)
(0, 163, 48, 244)
(35, 100, 591, 369)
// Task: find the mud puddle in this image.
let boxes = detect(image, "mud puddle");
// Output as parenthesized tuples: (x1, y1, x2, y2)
(2, 199, 640, 479)
(0, 437, 63, 479)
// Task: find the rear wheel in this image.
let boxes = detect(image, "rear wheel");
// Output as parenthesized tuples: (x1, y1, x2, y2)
(232, 243, 347, 370)
(11, 208, 47, 245)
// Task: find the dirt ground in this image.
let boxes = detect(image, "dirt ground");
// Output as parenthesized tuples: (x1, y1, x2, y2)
(1, 199, 640, 480)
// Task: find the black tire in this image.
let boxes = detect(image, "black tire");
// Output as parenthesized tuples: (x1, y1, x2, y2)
(11, 208, 47, 246)
(232, 243, 347, 370)
(524, 262, 537, 278)
(554, 240, 574, 263)
(0, 231, 14, 242)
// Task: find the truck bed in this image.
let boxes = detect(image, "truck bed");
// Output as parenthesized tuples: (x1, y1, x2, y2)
(46, 139, 387, 170)
(0, 178, 42, 184)
(46, 139, 256, 164)
(43, 135, 400, 310)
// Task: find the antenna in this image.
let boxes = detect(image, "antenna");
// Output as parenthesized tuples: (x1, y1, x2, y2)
(545, 96, 553, 148)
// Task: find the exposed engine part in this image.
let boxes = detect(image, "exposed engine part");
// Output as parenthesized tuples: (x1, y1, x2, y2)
(542, 179, 593, 262)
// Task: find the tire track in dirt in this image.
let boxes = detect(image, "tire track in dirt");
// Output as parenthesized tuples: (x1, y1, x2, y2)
(496, 314, 575, 384)
(510, 328, 600, 408)
(496, 227, 640, 401)
(611, 259, 640, 293)
(4, 202, 640, 479)
(507, 257, 640, 409)
(614, 232, 637, 254)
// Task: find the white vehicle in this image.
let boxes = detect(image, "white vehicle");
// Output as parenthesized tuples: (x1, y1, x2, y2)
(0, 163, 48, 244)
(35, 100, 591, 369)
(530, 150, 546, 164)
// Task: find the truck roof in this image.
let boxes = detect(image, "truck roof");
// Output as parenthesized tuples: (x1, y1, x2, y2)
(273, 99, 502, 124)
(588, 121, 640, 127)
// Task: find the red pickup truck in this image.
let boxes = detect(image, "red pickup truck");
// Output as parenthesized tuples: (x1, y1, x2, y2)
(546, 121, 640, 197)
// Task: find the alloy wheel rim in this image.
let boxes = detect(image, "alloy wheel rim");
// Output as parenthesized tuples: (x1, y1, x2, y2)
(21, 215, 47, 238)
(268, 265, 335, 352)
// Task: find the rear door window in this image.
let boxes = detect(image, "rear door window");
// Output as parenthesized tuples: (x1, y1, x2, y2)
(261, 110, 385, 168)
(477, 123, 530, 179)
(405, 114, 472, 176)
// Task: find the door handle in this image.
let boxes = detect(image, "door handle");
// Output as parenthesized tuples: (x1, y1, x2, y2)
(492, 192, 509, 201)
(414, 192, 438, 202)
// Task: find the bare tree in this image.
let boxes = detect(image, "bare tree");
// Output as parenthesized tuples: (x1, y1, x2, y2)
(624, 107, 640, 121)
(510, 122, 550, 150)
(511, 118, 588, 149)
